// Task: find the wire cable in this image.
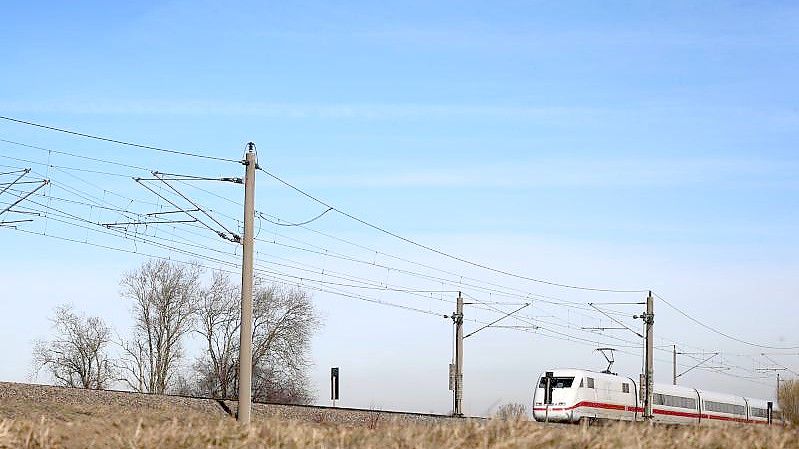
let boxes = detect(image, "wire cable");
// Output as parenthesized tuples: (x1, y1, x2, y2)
(258, 166, 645, 294)
(654, 292, 799, 350)
(0, 138, 151, 172)
(259, 208, 333, 227)
(0, 116, 240, 163)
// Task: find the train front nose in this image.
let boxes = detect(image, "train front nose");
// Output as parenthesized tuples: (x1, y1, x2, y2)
(532, 374, 578, 423)
(533, 405, 569, 422)
(533, 389, 576, 422)
(532, 404, 573, 422)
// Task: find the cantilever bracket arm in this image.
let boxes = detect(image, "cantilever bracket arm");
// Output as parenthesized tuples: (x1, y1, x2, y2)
(0, 168, 31, 198)
(677, 353, 719, 378)
(588, 302, 644, 339)
(464, 303, 530, 339)
(0, 179, 48, 217)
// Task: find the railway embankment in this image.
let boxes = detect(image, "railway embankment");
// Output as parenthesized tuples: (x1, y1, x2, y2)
(0, 381, 460, 426)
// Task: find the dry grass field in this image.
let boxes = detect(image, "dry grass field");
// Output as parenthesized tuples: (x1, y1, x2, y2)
(2, 414, 798, 449)
(1, 383, 797, 449)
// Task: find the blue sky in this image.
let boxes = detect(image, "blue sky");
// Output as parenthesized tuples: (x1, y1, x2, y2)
(1, 0, 798, 414)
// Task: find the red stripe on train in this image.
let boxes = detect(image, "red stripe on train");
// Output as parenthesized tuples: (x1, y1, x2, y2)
(533, 401, 767, 424)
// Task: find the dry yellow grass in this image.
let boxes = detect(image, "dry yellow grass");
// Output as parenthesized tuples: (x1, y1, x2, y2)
(1, 383, 797, 448)
(1, 412, 798, 449)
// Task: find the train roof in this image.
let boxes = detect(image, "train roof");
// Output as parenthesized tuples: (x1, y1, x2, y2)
(536, 368, 635, 382)
(540, 368, 777, 406)
(653, 383, 699, 397)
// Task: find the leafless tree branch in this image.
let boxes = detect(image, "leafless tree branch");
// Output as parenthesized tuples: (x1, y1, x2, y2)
(190, 273, 320, 404)
(118, 259, 201, 394)
(32, 304, 115, 390)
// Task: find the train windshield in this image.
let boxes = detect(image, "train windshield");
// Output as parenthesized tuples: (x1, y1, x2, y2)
(538, 377, 574, 388)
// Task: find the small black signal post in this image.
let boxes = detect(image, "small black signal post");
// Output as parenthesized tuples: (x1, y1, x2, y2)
(331, 367, 340, 406)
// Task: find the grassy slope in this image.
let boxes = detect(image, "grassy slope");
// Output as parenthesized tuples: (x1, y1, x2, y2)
(1, 383, 797, 449)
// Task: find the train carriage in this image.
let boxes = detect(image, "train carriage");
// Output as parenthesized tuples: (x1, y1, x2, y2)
(532, 369, 638, 423)
(650, 384, 700, 424)
(532, 368, 784, 426)
(699, 391, 749, 425)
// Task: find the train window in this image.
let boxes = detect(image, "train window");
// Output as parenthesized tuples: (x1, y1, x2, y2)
(663, 395, 696, 409)
(586, 377, 595, 389)
(538, 377, 574, 388)
(705, 401, 745, 415)
(655, 394, 696, 409)
(554, 378, 574, 388)
(750, 407, 768, 418)
(622, 383, 630, 393)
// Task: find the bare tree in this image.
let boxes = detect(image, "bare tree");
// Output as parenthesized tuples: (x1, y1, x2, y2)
(119, 259, 201, 394)
(193, 271, 240, 399)
(32, 304, 114, 389)
(192, 273, 319, 404)
(251, 284, 318, 404)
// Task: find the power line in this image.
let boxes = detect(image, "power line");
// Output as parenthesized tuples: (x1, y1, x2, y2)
(5, 132, 792, 366)
(9, 180, 460, 315)
(0, 116, 240, 163)
(654, 292, 799, 350)
(1, 141, 786, 388)
(258, 167, 646, 294)
(0, 138, 151, 172)
(253, 233, 648, 343)
(14, 173, 453, 305)
(53, 169, 795, 376)
(7, 200, 776, 389)
(3, 168, 614, 334)
(5, 220, 454, 322)
(467, 292, 771, 384)
(0, 153, 134, 178)
(257, 232, 626, 317)
(178, 177, 647, 311)
(464, 293, 643, 349)
(762, 354, 799, 376)
(259, 208, 333, 227)
(252, 251, 461, 302)
(13, 176, 641, 348)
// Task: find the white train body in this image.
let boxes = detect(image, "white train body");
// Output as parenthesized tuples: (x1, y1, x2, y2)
(532, 369, 783, 425)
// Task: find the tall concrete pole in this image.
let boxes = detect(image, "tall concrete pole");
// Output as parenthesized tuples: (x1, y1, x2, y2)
(453, 291, 464, 417)
(644, 291, 654, 420)
(673, 345, 677, 385)
(238, 143, 257, 424)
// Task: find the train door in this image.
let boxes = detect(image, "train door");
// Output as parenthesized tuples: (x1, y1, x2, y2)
(630, 378, 641, 421)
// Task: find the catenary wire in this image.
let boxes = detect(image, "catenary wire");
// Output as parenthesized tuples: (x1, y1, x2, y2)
(1, 144, 785, 387)
(653, 292, 799, 350)
(258, 166, 646, 294)
(0, 116, 240, 163)
(0, 138, 151, 172)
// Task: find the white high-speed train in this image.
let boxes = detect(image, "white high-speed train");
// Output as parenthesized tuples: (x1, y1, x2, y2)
(532, 369, 784, 425)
